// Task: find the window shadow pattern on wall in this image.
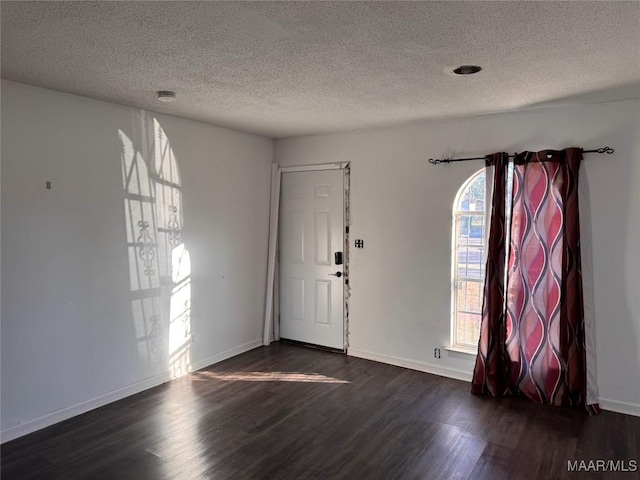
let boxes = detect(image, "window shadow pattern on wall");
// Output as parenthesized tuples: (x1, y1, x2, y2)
(119, 115, 192, 379)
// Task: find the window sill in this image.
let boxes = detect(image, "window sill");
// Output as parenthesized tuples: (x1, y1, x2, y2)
(445, 346, 478, 358)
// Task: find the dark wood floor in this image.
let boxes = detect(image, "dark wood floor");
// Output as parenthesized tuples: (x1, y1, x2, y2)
(2, 343, 639, 480)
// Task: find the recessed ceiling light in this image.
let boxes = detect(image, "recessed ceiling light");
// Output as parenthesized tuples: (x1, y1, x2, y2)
(453, 65, 482, 75)
(156, 90, 176, 102)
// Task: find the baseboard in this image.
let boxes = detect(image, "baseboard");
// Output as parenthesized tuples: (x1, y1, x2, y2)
(599, 398, 640, 417)
(190, 339, 263, 372)
(348, 348, 640, 418)
(0, 339, 263, 444)
(0, 372, 172, 444)
(347, 347, 473, 382)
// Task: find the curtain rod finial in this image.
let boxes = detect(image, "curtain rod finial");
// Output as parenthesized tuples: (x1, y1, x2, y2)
(598, 147, 614, 154)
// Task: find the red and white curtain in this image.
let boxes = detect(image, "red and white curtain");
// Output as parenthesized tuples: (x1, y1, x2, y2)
(472, 148, 599, 413)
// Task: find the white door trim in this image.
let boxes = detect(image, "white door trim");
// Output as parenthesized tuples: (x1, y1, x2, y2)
(262, 164, 281, 345)
(279, 163, 348, 173)
(262, 162, 349, 347)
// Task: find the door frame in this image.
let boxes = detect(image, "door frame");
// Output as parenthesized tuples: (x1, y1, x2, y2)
(262, 162, 350, 350)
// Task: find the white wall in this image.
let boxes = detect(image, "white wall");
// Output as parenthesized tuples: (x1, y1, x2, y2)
(276, 99, 640, 415)
(1, 81, 274, 440)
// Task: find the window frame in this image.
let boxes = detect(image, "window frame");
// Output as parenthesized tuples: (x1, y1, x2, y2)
(450, 168, 488, 354)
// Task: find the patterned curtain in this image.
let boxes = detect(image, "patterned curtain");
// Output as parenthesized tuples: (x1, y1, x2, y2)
(471, 153, 509, 396)
(472, 148, 599, 413)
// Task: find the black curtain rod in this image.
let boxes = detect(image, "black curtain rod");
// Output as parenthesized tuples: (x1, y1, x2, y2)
(428, 147, 614, 165)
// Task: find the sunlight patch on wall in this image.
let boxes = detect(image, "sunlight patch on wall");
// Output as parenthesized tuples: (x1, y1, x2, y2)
(119, 114, 192, 379)
(169, 243, 192, 378)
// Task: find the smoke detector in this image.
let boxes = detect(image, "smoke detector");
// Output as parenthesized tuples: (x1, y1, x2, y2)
(156, 90, 177, 102)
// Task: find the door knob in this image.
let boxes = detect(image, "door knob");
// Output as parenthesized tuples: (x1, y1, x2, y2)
(329, 271, 343, 278)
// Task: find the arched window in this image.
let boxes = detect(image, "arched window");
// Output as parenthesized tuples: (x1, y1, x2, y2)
(452, 169, 487, 352)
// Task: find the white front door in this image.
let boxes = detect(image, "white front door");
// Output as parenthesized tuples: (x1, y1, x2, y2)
(279, 169, 345, 349)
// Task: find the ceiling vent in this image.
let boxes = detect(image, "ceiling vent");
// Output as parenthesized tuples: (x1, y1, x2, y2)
(453, 65, 482, 75)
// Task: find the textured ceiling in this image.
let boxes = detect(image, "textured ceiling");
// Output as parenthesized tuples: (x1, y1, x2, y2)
(2, 1, 639, 138)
